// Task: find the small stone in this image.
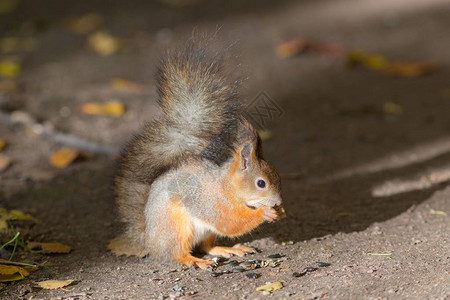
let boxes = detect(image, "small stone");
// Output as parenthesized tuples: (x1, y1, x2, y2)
(292, 271, 307, 277)
(246, 273, 259, 279)
(226, 260, 239, 266)
(211, 272, 220, 277)
(239, 262, 253, 267)
(262, 291, 270, 296)
(317, 262, 331, 268)
(232, 268, 246, 273)
(268, 254, 283, 259)
(304, 267, 318, 273)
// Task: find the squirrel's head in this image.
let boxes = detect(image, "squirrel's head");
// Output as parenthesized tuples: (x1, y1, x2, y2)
(227, 140, 282, 209)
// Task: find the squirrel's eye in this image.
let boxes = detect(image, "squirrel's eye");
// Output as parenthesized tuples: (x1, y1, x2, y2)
(257, 179, 266, 188)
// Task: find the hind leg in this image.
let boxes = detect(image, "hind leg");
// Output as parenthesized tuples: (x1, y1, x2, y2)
(200, 233, 255, 258)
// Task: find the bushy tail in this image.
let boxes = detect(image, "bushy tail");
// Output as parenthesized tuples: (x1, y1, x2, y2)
(111, 38, 243, 255)
(120, 38, 242, 184)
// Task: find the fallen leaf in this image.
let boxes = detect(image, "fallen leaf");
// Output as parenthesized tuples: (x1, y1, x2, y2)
(0, 208, 36, 221)
(80, 101, 125, 117)
(88, 31, 122, 56)
(346, 50, 388, 70)
(49, 148, 80, 168)
(0, 0, 19, 15)
(20, 37, 38, 52)
(0, 154, 12, 171)
(36, 279, 74, 290)
(383, 102, 403, 116)
(27, 242, 71, 254)
(7, 209, 38, 222)
(0, 37, 19, 53)
(0, 139, 6, 150)
(256, 281, 283, 292)
(110, 78, 142, 92)
(0, 80, 16, 93)
(430, 209, 447, 216)
(64, 13, 103, 35)
(0, 264, 29, 282)
(0, 219, 7, 232)
(275, 38, 309, 58)
(383, 61, 438, 78)
(258, 130, 272, 141)
(0, 260, 39, 273)
(0, 59, 20, 78)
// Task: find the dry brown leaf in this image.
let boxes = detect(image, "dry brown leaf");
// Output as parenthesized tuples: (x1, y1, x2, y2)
(64, 13, 103, 35)
(27, 242, 71, 254)
(382, 62, 439, 78)
(0, 139, 6, 150)
(36, 279, 74, 290)
(276, 38, 309, 58)
(0, 264, 30, 282)
(256, 281, 283, 292)
(80, 101, 125, 117)
(110, 78, 142, 92)
(0, 80, 16, 93)
(88, 31, 122, 56)
(0, 59, 20, 78)
(49, 148, 80, 168)
(108, 237, 149, 258)
(0, 154, 12, 171)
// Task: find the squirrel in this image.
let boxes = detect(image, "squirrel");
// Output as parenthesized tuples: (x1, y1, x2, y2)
(108, 38, 285, 269)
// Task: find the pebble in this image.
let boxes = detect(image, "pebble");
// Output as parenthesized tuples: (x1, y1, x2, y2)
(292, 271, 307, 277)
(268, 254, 283, 259)
(304, 267, 318, 272)
(211, 272, 220, 277)
(246, 273, 259, 279)
(232, 268, 246, 273)
(317, 262, 331, 268)
(226, 260, 239, 266)
(239, 262, 253, 267)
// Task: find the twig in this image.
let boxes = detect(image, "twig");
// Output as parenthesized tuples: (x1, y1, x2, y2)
(0, 110, 120, 155)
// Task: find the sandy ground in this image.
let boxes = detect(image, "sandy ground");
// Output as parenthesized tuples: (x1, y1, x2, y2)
(0, 0, 449, 299)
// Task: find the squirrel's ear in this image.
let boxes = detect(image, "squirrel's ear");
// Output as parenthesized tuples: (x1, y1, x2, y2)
(240, 142, 254, 171)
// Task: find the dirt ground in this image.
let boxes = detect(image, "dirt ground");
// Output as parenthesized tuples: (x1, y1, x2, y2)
(0, 0, 449, 299)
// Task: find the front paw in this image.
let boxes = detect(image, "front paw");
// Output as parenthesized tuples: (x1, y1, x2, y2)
(261, 206, 278, 222)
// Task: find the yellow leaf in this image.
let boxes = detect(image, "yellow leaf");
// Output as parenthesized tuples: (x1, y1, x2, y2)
(258, 130, 272, 141)
(27, 242, 72, 254)
(49, 148, 80, 168)
(0, 219, 7, 232)
(256, 281, 283, 292)
(0, 0, 19, 15)
(110, 78, 142, 92)
(346, 50, 388, 70)
(0, 264, 29, 282)
(383, 61, 439, 78)
(8, 210, 38, 222)
(0, 154, 12, 171)
(0, 59, 20, 78)
(0, 37, 19, 53)
(80, 101, 125, 117)
(0, 139, 6, 150)
(64, 13, 103, 35)
(383, 102, 403, 116)
(88, 31, 122, 56)
(36, 279, 74, 290)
